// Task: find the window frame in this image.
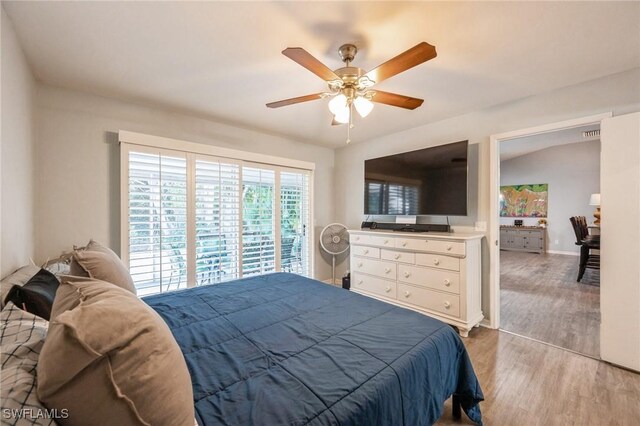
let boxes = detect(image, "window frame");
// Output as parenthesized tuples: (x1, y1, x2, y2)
(120, 131, 315, 290)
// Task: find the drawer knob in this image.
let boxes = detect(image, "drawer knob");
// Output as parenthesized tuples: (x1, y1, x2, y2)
(384, 239, 389, 245)
(357, 279, 363, 285)
(355, 236, 360, 241)
(446, 245, 452, 251)
(444, 301, 451, 309)
(401, 241, 407, 247)
(403, 271, 411, 278)
(357, 262, 363, 268)
(394, 254, 401, 260)
(385, 286, 391, 293)
(364, 249, 369, 254)
(433, 259, 440, 265)
(444, 279, 451, 287)
(404, 290, 411, 298)
(384, 268, 391, 274)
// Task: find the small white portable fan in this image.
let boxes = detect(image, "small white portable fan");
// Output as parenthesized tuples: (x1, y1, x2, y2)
(320, 223, 350, 285)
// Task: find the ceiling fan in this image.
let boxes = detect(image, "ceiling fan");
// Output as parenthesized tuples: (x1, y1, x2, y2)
(266, 42, 437, 143)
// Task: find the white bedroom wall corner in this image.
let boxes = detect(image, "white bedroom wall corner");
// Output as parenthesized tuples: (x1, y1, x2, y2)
(1, 7, 36, 277)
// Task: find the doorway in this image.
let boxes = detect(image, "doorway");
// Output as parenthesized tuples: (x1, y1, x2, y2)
(488, 113, 611, 358)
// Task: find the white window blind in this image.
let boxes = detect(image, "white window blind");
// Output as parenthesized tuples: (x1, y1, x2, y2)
(121, 136, 313, 296)
(195, 158, 241, 285)
(127, 151, 188, 296)
(280, 171, 310, 276)
(241, 167, 276, 277)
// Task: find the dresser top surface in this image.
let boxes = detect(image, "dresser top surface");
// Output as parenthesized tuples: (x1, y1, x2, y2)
(348, 229, 484, 241)
(500, 226, 545, 230)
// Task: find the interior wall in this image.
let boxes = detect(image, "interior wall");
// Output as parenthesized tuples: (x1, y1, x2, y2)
(334, 68, 640, 322)
(500, 140, 601, 254)
(34, 86, 335, 281)
(1, 8, 36, 277)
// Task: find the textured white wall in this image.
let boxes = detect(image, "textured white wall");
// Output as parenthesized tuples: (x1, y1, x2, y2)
(1, 8, 36, 277)
(500, 140, 601, 254)
(334, 68, 640, 322)
(34, 86, 336, 281)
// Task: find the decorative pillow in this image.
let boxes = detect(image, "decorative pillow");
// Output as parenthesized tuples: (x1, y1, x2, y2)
(43, 256, 72, 278)
(37, 276, 194, 426)
(5, 269, 60, 320)
(71, 240, 136, 295)
(1, 264, 41, 309)
(0, 302, 56, 426)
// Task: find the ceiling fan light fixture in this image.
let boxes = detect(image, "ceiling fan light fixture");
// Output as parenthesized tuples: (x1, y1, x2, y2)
(334, 107, 350, 124)
(328, 94, 348, 115)
(354, 96, 374, 118)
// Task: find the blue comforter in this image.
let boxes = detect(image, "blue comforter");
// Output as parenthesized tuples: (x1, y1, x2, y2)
(144, 273, 483, 425)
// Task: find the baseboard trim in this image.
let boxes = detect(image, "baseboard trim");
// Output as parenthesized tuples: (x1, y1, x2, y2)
(479, 319, 493, 329)
(499, 329, 600, 361)
(547, 250, 579, 256)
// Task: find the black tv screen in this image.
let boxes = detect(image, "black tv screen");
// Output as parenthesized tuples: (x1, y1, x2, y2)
(364, 140, 468, 216)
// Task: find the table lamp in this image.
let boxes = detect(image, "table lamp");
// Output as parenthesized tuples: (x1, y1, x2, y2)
(589, 193, 601, 225)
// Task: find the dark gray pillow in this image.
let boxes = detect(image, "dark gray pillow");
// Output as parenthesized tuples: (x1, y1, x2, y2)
(5, 269, 59, 321)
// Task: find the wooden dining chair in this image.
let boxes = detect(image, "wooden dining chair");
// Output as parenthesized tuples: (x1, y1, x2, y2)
(570, 216, 600, 282)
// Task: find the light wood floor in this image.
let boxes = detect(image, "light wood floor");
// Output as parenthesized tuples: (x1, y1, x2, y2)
(499, 251, 600, 357)
(437, 328, 640, 425)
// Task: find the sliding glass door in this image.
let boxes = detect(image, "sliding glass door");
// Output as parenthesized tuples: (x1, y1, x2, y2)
(124, 145, 312, 295)
(280, 171, 310, 276)
(241, 167, 276, 277)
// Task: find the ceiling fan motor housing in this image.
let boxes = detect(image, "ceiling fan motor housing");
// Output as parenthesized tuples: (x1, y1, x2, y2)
(338, 44, 358, 64)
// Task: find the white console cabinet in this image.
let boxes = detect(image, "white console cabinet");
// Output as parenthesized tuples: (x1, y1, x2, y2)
(348, 230, 484, 337)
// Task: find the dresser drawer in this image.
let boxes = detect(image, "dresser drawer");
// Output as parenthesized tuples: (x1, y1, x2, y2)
(352, 245, 380, 259)
(352, 257, 397, 280)
(380, 249, 415, 264)
(351, 234, 394, 249)
(398, 283, 460, 317)
(415, 253, 460, 271)
(352, 273, 396, 299)
(395, 238, 465, 256)
(397, 264, 460, 294)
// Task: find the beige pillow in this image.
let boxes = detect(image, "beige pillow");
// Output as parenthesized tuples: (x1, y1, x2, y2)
(38, 277, 194, 426)
(72, 240, 136, 295)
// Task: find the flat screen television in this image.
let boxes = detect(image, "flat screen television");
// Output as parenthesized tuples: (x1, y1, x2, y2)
(364, 140, 468, 216)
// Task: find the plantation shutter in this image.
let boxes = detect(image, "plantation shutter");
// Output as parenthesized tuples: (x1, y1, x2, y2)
(280, 171, 311, 276)
(241, 167, 276, 276)
(127, 150, 188, 295)
(194, 158, 241, 285)
(122, 133, 314, 296)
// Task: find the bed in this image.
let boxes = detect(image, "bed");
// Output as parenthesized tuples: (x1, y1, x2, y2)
(144, 272, 484, 425)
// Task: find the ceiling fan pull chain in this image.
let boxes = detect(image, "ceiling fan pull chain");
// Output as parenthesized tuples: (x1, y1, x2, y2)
(346, 104, 353, 144)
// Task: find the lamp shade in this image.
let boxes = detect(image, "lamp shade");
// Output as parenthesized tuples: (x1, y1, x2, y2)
(328, 94, 348, 116)
(589, 193, 601, 206)
(354, 96, 374, 118)
(333, 107, 350, 124)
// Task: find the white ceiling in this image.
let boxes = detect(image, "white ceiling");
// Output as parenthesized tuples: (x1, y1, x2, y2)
(500, 124, 600, 161)
(4, 1, 639, 148)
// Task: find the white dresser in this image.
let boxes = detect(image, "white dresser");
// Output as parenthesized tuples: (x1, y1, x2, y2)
(348, 229, 484, 337)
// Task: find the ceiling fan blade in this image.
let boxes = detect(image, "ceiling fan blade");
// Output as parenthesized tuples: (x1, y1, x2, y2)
(370, 90, 424, 110)
(266, 93, 324, 108)
(364, 42, 437, 85)
(282, 47, 340, 82)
